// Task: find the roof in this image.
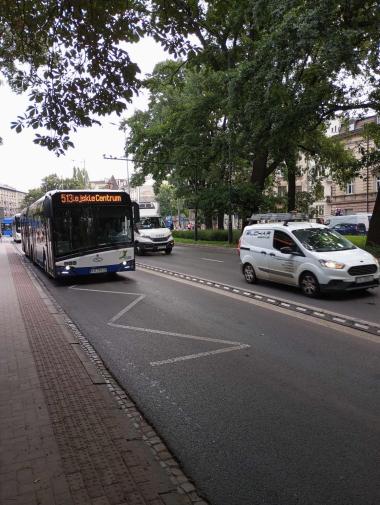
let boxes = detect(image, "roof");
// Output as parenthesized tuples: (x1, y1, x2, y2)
(244, 222, 326, 231)
(0, 183, 27, 194)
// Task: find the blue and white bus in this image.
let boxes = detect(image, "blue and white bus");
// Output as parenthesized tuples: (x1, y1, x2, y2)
(12, 213, 22, 242)
(1, 217, 13, 237)
(21, 189, 140, 278)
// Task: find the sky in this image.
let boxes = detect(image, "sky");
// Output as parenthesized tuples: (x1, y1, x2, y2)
(0, 38, 170, 193)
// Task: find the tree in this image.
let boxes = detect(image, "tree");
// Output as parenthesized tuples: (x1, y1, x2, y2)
(149, 0, 380, 213)
(0, 1, 145, 153)
(125, 61, 240, 228)
(156, 183, 179, 218)
(21, 167, 90, 207)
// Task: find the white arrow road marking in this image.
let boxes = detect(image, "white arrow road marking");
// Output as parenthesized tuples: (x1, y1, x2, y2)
(70, 285, 249, 366)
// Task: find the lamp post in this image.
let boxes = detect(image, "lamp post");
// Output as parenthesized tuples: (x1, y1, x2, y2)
(109, 122, 130, 193)
(366, 135, 370, 213)
(227, 50, 233, 244)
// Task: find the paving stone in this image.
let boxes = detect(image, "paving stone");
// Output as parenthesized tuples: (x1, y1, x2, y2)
(0, 246, 205, 505)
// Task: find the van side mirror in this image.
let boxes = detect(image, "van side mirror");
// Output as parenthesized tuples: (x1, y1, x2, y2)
(280, 246, 302, 256)
(280, 246, 293, 254)
(132, 201, 140, 223)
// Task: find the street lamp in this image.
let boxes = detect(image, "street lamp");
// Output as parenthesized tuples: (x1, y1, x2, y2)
(109, 122, 130, 193)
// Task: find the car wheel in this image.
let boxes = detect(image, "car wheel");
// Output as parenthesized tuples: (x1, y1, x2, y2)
(165, 247, 172, 255)
(243, 263, 256, 284)
(300, 272, 320, 297)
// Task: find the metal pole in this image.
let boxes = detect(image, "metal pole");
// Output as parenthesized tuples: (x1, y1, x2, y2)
(366, 136, 369, 213)
(227, 51, 233, 244)
(123, 129, 130, 194)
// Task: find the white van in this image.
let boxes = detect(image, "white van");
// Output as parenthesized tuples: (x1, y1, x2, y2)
(134, 202, 174, 255)
(239, 216, 379, 297)
(325, 213, 372, 231)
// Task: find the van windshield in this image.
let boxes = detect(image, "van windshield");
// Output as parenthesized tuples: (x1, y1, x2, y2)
(292, 228, 356, 252)
(136, 217, 166, 229)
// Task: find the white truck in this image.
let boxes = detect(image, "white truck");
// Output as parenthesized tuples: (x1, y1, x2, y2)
(134, 202, 174, 255)
(325, 213, 372, 232)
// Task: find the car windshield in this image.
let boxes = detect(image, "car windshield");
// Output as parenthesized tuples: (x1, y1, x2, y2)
(292, 228, 356, 252)
(137, 217, 166, 229)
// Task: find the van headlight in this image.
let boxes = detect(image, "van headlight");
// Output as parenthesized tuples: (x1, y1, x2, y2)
(319, 259, 345, 269)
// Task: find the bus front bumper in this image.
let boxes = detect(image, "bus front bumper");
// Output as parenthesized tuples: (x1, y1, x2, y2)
(55, 259, 135, 276)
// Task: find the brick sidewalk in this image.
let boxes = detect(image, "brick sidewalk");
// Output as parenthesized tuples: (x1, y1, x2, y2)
(0, 243, 198, 505)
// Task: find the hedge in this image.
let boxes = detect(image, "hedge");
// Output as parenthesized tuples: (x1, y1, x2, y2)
(173, 229, 241, 242)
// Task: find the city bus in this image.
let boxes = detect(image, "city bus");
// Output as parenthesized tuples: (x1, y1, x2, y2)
(12, 213, 22, 242)
(21, 189, 140, 278)
(1, 217, 13, 237)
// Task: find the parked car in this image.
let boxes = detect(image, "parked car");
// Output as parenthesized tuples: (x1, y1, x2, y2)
(331, 223, 367, 235)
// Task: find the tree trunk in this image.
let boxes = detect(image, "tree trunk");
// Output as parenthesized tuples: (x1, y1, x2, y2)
(194, 205, 198, 241)
(205, 211, 213, 229)
(287, 162, 296, 212)
(250, 150, 269, 212)
(367, 188, 380, 247)
(217, 210, 224, 229)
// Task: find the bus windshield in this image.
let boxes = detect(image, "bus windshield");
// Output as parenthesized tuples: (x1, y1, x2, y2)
(53, 204, 133, 257)
(292, 228, 356, 252)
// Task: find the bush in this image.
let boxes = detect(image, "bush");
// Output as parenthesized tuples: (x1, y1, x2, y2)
(173, 229, 241, 243)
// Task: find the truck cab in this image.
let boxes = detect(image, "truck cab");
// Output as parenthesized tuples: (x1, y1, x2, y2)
(134, 202, 174, 255)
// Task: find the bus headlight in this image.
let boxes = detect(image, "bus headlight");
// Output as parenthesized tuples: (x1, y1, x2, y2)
(65, 265, 71, 271)
(122, 261, 127, 265)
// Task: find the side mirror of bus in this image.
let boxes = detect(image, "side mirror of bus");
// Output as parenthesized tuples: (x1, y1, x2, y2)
(132, 201, 140, 223)
(43, 197, 51, 217)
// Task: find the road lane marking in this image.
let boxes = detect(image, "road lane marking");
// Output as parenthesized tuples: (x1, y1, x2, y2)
(70, 286, 250, 366)
(151, 344, 249, 366)
(139, 268, 380, 345)
(200, 258, 224, 263)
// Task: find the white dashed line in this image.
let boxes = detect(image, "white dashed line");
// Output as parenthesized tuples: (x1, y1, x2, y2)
(200, 258, 224, 263)
(354, 323, 369, 330)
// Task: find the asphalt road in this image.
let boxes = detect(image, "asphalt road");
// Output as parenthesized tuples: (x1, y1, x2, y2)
(136, 245, 380, 325)
(20, 242, 380, 505)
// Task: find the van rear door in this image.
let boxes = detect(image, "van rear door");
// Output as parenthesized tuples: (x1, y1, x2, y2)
(244, 228, 273, 280)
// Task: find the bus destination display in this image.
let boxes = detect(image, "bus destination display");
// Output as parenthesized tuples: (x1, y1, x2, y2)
(59, 193, 123, 204)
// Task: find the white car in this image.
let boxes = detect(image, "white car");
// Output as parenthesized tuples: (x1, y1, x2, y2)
(239, 221, 379, 297)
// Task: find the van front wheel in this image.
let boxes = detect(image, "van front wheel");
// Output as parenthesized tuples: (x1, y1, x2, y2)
(243, 264, 257, 284)
(300, 272, 320, 297)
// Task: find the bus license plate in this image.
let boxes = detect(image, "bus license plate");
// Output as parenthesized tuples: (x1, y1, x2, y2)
(356, 275, 373, 283)
(90, 267, 107, 274)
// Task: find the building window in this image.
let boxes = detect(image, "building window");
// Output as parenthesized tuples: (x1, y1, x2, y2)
(346, 181, 354, 194)
(315, 205, 324, 217)
(277, 186, 287, 197)
(377, 176, 380, 191)
(296, 185, 302, 193)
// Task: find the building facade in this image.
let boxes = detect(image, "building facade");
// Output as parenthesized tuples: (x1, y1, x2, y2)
(329, 115, 380, 215)
(0, 184, 27, 218)
(273, 115, 380, 218)
(89, 175, 155, 204)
